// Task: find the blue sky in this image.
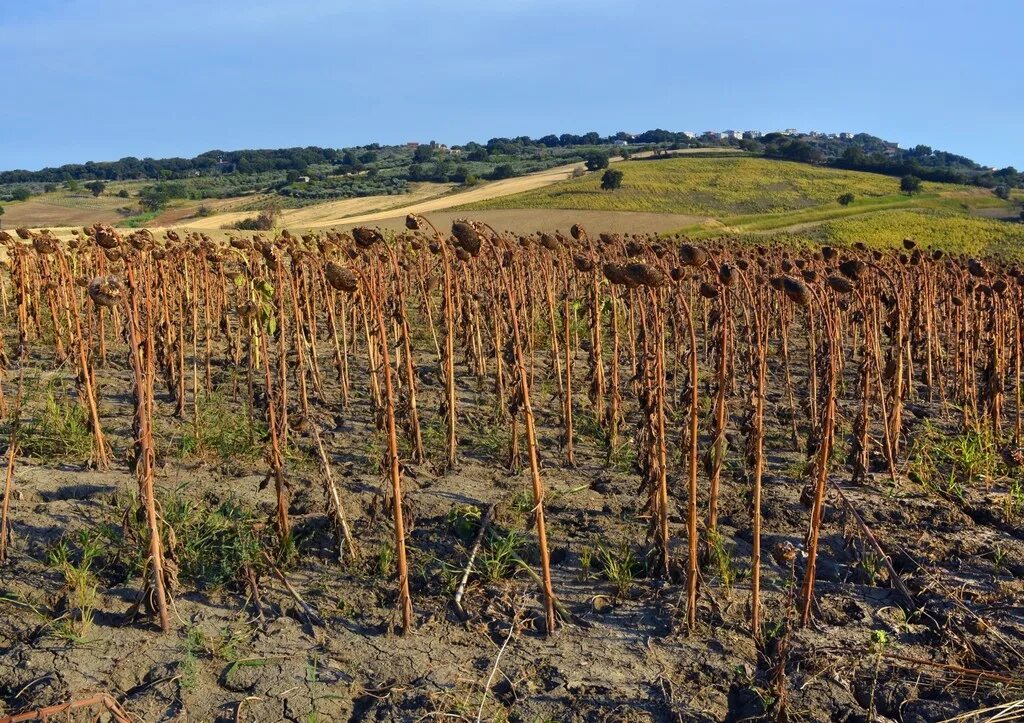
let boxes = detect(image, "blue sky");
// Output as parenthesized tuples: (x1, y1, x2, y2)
(3, 0, 1021, 171)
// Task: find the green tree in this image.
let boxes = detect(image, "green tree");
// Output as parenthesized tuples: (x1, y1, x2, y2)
(0, 205, 4, 227)
(10, 188, 30, 201)
(900, 175, 922, 195)
(138, 182, 185, 212)
(489, 164, 515, 180)
(601, 168, 624, 191)
(85, 180, 106, 197)
(117, 189, 130, 198)
(413, 145, 435, 163)
(65, 179, 80, 192)
(838, 192, 855, 206)
(994, 184, 1010, 200)
(584, 150, 610, 171)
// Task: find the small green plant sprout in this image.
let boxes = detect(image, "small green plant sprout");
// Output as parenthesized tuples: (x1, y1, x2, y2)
(706, 529, 737, 596)
(507, 490, 533, 526)
(991, 545, 1007, 574)
(1004, 478, 1024, 520)
(867, 629, 890, 720)
(579, 547, 594, 580)
(46, 531, 102, 641)
(597, 542, 639, 598)
(446, 504, 482, 542)
(479, 530, 523, 582)
(375, 543, 396, 577)
(860, 550, 882, 586)
(179, 627, 207, 690)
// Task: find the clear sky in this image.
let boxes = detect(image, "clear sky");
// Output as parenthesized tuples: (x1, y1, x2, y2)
(3, 0, 1021, 171)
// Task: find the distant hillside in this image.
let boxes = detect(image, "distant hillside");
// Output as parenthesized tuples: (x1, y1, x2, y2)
(464, 155, 1024, 256)
(2, 128, 1020, 203)
(463, 156, 913, 215)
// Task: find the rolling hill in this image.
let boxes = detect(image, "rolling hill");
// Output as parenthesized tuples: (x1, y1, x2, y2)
(461, 155, 1024, 254)
(3, 154, 1021, 257)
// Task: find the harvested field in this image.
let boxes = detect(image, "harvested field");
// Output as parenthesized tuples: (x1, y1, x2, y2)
(0, 219, 1022, 722)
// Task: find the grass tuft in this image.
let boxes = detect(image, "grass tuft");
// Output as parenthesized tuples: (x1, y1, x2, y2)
(17, 383, 92, 463)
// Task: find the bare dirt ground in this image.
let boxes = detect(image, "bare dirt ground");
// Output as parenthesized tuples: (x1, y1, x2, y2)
(0, 261, 1022, 722)
(1, 195, 131, 228)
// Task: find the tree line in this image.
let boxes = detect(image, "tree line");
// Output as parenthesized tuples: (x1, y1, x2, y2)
(2, 129, 1020, 194)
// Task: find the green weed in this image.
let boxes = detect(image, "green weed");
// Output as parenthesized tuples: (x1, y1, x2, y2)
(179, 627, 206, 689)
(907, 422, 1001, 501)
(46, 530, 102, 641)
(177, 392, 267, 464)
(479, 530, 523, 582)
(706, 529, 737, 596)
(18, 383, 92, 463)
(595, 542, 639, 598)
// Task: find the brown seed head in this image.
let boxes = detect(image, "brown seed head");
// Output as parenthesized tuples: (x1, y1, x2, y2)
(781, 276, 810, 306)
(626, 262, 666, 288)
(678, 244, 708, 267)
(452, 221, 484, 256)
(94, 224, 121, 249)
(325, 262, 358, 293)
(602, 263, 634, 287)
(352, 227, 383, 248)
(826, 275, 855, 294)
(573, 254, 595, 273)
(838, 259, 865, 280)
(699, 281, 719, 299)
(32, 234, 59, 255)
(87, 275, 123, 308)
